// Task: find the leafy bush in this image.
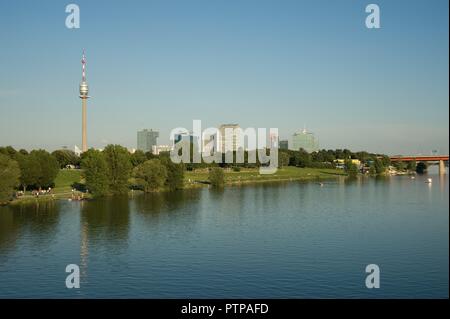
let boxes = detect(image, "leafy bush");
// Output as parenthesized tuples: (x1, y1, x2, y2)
(209, 167, 225, 188)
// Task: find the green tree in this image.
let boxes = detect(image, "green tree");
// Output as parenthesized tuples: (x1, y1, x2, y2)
(81, 150, 110, 197)
(103, 145, 132, 194)
(355, 151, 370, 163)
(380, 155, 391, 167)
(209, 167, 225, 187)
(0, 154, 21, 203)
(342, 149, 353, 160)
(29, 150, 59, 189)
(52, 149, 80, 168)
(161, 157, 185, 190)
(373, 158, 386, 175)
(133, 159, 167, 192)
(130, 150, 147, 167)
(0, 146, 17, 158)
(369, 164, 376, 176)
(407, 160, 416, 172)
(18, 149, 29, 156)
(145, 151, 156, 160)
(279, 151, 290, 168)
(345, 159, 358, 177)
(325, 149, 336, 162)
(393, 161, 407, 171)
(14, 153, 39, 191)
(296, 148, 311, 168)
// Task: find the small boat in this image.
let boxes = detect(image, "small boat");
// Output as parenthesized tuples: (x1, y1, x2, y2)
(425, 178, 432, 184)
(410, 176, 415, 179)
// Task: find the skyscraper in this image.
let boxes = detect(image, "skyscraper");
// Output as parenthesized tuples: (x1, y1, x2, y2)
(79, 50, 90, 153)
(291, 129, 319, 153)
(218, 124, 241, 153)
(279, 140, 289, 150)
(137, 129, 159, 153)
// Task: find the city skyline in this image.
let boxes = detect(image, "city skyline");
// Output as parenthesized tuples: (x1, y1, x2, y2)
(0, 0, 448, 155)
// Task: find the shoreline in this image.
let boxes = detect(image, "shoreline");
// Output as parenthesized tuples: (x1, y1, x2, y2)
(2, 170, 433, 206)
(6, 171, 344, 206)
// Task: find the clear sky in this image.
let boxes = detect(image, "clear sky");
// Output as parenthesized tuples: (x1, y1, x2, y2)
(0, 0, 448, 155)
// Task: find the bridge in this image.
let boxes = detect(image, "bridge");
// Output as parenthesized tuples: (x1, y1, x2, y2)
(390, 155, 449, 174)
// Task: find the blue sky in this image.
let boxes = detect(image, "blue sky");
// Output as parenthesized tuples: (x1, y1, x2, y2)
(0, 0, 448, 154)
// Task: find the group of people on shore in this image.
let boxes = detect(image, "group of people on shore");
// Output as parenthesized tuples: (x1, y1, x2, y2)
(32, 188, 53, 197)
(15, 188, 54, 198)
(70, 188, 86, 201)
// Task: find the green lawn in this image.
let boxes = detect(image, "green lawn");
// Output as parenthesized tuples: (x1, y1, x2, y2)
(56, 167, 345, 189)
(11, 169, 83, 205)
(53, 169, 83, 192)
(185, 166, 345, 185)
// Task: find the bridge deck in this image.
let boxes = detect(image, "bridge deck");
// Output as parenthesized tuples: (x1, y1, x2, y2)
(390, 156, 449, 162)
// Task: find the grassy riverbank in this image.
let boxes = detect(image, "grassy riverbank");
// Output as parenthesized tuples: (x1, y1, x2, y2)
(9, 167, 346, 205)
(185, 167, 345, 186)
(10, 169, 84, 205)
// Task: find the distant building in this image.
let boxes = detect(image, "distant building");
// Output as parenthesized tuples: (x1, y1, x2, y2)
(218, 124, 241, 153)
(335, 159, 361, 166)
(279, 140, 288, 150)
(74, 145, 82, 156)
(137, 129, 159, 153)
(291, 129, 319, 153)
(334, 159, 361, 170)
(152, 145, 172, 155)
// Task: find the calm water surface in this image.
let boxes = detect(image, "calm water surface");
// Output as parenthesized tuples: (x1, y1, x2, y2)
(0, 171, 448, 298)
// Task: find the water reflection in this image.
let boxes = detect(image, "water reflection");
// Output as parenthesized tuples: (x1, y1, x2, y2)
(78, 196, 131, 282)
(439, 174, 447, 196)
(132, 189, 202, 227)
(80, 196, 131, 245)
(0, 201, 61, 252)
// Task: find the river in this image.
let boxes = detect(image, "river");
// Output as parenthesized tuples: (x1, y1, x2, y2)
(0, 170, 448, 298)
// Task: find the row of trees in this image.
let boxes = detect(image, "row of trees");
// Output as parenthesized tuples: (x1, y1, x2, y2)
(0, 147, 60, 193)
(0, 154, 21, 203)
(143, 143, 392, 172)
(392, 160, 418, 172)
(81, 145, 184, 197)
(0, 147, 62, 203)
(0, 143, 402, 203)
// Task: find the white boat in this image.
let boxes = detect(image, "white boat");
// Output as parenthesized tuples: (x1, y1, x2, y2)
(425, 178, 432, 184)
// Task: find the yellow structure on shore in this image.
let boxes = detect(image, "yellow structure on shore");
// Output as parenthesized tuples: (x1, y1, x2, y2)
(334, 159, 361, 166)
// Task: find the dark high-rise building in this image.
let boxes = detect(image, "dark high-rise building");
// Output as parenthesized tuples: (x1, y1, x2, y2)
(279, 140, 289, 150)
(137, 129, 159, 153)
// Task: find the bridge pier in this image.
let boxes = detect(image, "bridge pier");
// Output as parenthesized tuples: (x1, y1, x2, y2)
(439, 160, 446, 175)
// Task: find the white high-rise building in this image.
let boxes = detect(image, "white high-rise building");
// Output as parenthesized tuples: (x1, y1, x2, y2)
(218, 124, 241, 153)
(291, 128, 319, 153)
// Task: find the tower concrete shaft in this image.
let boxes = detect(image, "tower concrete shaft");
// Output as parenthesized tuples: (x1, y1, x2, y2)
(82, 98, 87, 152)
